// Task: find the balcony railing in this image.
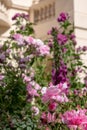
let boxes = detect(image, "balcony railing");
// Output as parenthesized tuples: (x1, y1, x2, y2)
(34, 2, 55, 23)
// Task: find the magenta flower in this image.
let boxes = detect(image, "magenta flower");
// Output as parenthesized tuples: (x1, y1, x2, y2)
(57, 12, 69, 22)
(48, 102, 57, 111)
(12, 13, 29, 20)
(57, 33, 68, 45)
(12, 13, 20, 20)
(62, 109, 87, 130)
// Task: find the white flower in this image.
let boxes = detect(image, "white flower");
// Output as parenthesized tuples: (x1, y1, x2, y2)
(35, 39, 44, 46)
(41, 87, 47, 95)
(31, 106, 39, 115)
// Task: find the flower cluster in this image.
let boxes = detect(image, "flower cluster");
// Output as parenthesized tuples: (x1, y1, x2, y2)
(12, 34, 50, 57)
(1, 12, 87, 130)
(57, 33, 68, 45)
(57, 12, 69, 22)
(22, 73, 41, 102)
(62, 109, 87, 130)
(12, 13, 29, 20)
(52, 60, 68, 85)
(42, 82, 69, 104)
(41, 112, 56, 124)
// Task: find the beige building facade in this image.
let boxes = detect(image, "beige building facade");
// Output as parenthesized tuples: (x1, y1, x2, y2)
(0, 0, 87, 46)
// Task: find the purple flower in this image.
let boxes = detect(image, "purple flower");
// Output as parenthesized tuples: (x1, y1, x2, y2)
(21, 13, 29, 20)
(52, 68, 57, 85)
(19, 64, 26, 69)
(12, 13, 29, 20)
(76, 46, 82, 53)
(20, 25, 25, 30)
(70, 33, 77, 46)
(82, 46, 87, 52)
(57, 33, 68, 45)
(12, 13, 20, 20)
(19, 57, 30, 64)
(52, 60, 68, 85)
(0, 53, 6, 63)
(57, 12, 69, 22)
(70, 34, 76, 40)
(62, 48, 67, 53)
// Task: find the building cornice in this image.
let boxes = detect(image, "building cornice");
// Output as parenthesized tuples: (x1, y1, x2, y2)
(3, 0, 29, 11)
(10, 4, 29, 11)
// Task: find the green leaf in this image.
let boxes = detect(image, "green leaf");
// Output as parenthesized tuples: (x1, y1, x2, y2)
(17, 128, 22, 130)
(27, 126, 32, 130)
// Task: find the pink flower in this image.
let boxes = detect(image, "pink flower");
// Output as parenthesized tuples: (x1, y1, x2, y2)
(62, 109, 87, 130)
(22, 74, 31, 83)
(38, 45, 50, 56)
(0, 74, 4, 80)
(41, 112, 56, 124)
(26, 83, 39, 102)
(42, 83, 68, 103)
(45, 127, 50, 130)
(47, 29, 52, 35)
(47, 112, 56, 123)
(25, 36, 35, 45)
(41, 112, 47, 124)
(12, 34, 24, 46)
(34, 83, 41, 90)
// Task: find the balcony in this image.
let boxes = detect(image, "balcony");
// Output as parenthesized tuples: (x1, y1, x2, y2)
(30, 0, 55, 23)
